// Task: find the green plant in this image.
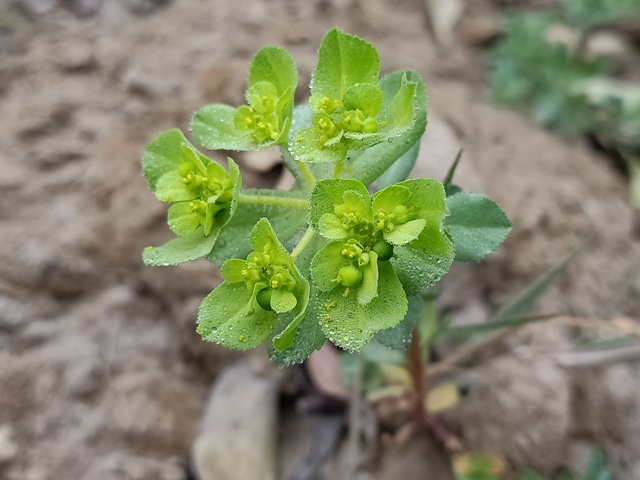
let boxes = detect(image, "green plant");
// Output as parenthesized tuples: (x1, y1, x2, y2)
(453, 448, 611, 480)
(489, 12, 610, 135)
(141, 29, 511, 366)
(488, 2, 640, 206)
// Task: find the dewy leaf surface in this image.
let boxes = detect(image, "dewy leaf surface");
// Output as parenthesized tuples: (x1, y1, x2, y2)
(309, 179, 370, 230)
(193, 47, 297, 151)
(288, 127, 347, 164)
(311, 28, 380, 100)
(248, 46, 298, 97)
(375, 295, 423, 350)
(143, 228, 220, 266)
(268, 287, 326, 365)
(143, 129, 205, 191)
(445, 192, 512, 262)
(317, 261, 407, 352)
(389, 178, 454, 295)
(208, 189, 308, 265)
(198, 282, 277, 350)
(250, 218, 311, 351)
(192, 104, 258, 151)
(342, 71, 427, 184)
(268, 232, 328, 364)
(142, 130, 242, 266)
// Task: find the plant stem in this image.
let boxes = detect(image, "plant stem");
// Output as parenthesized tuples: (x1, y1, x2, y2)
(297, 160, 317, 188)
(237, 192, 309, 209)
(408, 326, 427, 427)
(281, 146, 317, 188)
(333, 157, 345, 178)
(343, 354, 364, 480)
(409, 329, 463, 452)
(291, 226, 316, 260)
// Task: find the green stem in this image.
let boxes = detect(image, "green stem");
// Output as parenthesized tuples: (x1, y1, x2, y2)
(408, 326, 427, 427)
(297, 161, 317, 188)
(281, 147, 317, 189)
(237, 193, 309, 209)
(291, 226, 316, 260)
(333, 157, 345, 178)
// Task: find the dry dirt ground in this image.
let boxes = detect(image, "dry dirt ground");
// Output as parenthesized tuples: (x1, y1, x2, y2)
(1, 0, 640, 479)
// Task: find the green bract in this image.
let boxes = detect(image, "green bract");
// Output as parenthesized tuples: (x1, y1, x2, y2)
(192, 47, 297, 151)
(142, 129, 241, 266)
(308, 178, 453, 350)
(290, 29, 426, 170)
(197, 218, 309, 350)
(140, 29, 512, 365)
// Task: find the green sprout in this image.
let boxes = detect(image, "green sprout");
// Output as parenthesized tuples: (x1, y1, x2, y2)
(141, 28, 511, 365)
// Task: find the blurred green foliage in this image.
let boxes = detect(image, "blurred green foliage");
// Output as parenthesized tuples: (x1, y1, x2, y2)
(488, 0, 640, 205)
(489, 12, 610, 135)
(455, 449, 611, 480)
(562, 0, 640, 27)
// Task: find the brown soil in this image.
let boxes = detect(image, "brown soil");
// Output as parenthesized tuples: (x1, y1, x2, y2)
(1, 0, 639, 478)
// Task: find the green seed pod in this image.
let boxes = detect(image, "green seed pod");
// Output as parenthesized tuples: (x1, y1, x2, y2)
(372, 239, 394, 261)
(256, 288, 273, 311)
(337, 265, 363, 287)
(362, 117, 379, 133)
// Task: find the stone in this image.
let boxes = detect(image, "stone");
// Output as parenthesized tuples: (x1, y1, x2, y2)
(443, 357, 570, 476)
(586, 31, 632, 61)
(0, 295, 25, 332)
(0, 425, 17, 465)
(80, 452, 184, 480)
(239, 148, 282, 173)
(55, 42, 98, 72)
(191, 363, 278, 480)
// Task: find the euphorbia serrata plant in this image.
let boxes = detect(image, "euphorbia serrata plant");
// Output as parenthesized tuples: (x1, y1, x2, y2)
(142, 28, 511, 366)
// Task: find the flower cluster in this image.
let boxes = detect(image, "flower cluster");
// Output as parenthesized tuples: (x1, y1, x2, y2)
(234, 81, 292, 143)
(309, 178, 453, 350)
(141, 28, 511, 365)
(197, 219, 309, 351)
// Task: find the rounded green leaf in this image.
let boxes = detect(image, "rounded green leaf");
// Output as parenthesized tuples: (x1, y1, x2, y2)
(167, 202, 201, 236)
(290, 127, 347, 164)
(384, 218, 426, 246)
(248, 46, 298, 99)
(445, 192, 512, 262)
(311, 28, 380, 100)
(318, 213, 349, 240)
(343, 83, 384, 118)
(271, 288, 297, 314)
(310, 241, 352, 292)
(309, 179, 370, 231)
(246, 81, 279, 114)
(372, 184, 410, 213)
(197, 282, 277, 350)
(398, 178, 452, 256)
(317, 261, 407, 352)
(220, 258, 247, 282)
(154, 170, 198, 203)
(143, 129, 206, 191)
(192, 104, 258, 151)
(391, 245, 454, 297)
(143, 228, 219, 267)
